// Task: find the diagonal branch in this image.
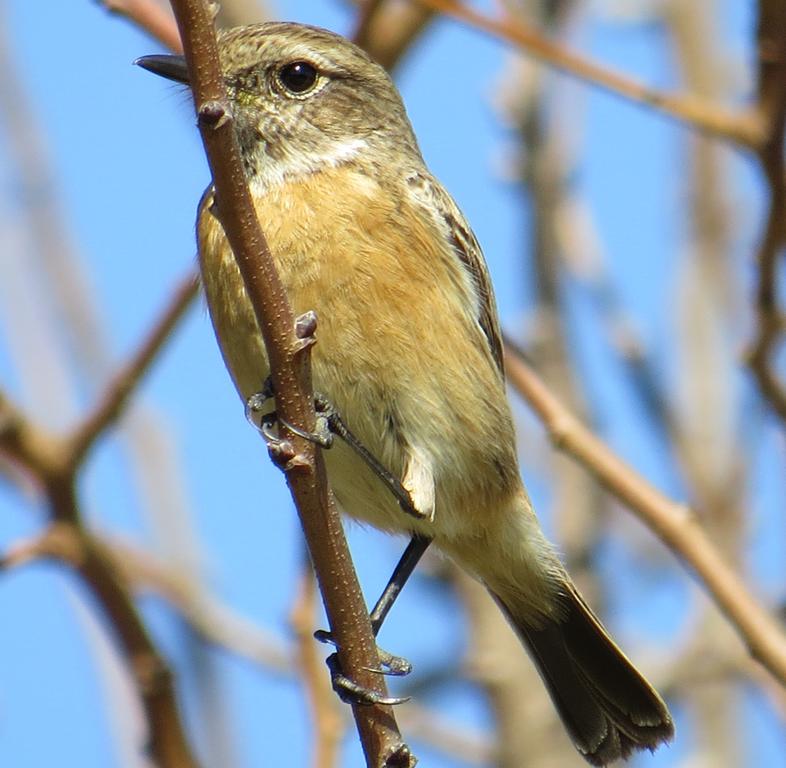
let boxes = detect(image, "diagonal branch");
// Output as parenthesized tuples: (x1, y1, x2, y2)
(503, 338, 786, 687)
(163, 2, 414, 765)
(1, 270, 202, 766)
(0, 514, 199, 768)
(417, 0, 763, 148)
(68, 271, 199, 467)
(98, 0, 183, 52)
(353, 0, 436, 72)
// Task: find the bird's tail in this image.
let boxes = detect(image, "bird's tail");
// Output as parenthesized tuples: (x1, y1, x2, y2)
(491, 579, 674, 766)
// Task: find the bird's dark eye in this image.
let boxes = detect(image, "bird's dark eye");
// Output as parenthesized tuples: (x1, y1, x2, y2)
(277, 61, 318, 94)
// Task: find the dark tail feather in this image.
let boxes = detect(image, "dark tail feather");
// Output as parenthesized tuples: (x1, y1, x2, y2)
(493, 584, 674, 766)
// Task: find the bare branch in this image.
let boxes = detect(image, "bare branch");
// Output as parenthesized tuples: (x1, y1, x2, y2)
(68, 271, 199, 466)
(0, 270, 201, 765)
(98, 0, 183, 52)
(357, 0, 435, 71)
(746, 1, 786, 424)
(111, 538, 292, 673)
(503, 339, 786, 687)
(290, 555, 345, 768)
(416, 0, 763, 148)
(1, 520, 199, 767)
(163, 2, 414, 764)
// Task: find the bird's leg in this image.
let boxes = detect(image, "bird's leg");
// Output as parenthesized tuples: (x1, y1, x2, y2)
(316, 535, 432, 705)
(312, 394, 425, 520)
(246, 380, 425, 520)
(247, 375, 432, 705)
(369, 535, 432, 637)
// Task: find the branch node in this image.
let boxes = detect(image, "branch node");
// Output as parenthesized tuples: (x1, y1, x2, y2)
(284, 453, 314, 473)
(547, 414, 574, 451)
(292, 310, 319, 354)
(384, 742, 417, 768)
(198, 99, 231, 130)
(295, 309, 318, 339)
(267, 439, 296, 466)
(206, 0, 220, 21)
(1, 522, 84, 570)
(133, 652, 172, 696)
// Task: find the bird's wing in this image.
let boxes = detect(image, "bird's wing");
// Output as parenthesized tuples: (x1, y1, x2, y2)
(406, 171, 505, 376)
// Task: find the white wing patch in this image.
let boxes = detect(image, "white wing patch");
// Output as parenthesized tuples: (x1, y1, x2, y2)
(402, 445, 436, 522)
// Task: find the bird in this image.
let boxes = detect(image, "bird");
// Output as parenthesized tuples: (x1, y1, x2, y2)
(137, 21, 674, 765)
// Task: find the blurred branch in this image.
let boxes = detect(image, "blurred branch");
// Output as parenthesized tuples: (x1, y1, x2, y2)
(3, 526, 496, 764)
(503, 338, 786, 688)
(3, 528, 292, 673)
(353, 0, 435, 71)
(489, 3, 608, 762)
(554, 193, 675, 437)
(0, 273, 201, 766)
(290, 555, 344, 768)
(1, 520, 196, 766)
(98, 0, 183, 52)
(666, 2, 744, 761)
(417, 0, 763, 148)
(353, 0, 387, 47)
(399, 703, 491, 765)
(456, 569, 567, 767)
(164, 2, 414, 765)
(746, 1, 786, 425)
(68, 271, 199, 466)
(99, 0, 434, 74)
(214, 0, 268, 27)
(116, 538, 293, 673)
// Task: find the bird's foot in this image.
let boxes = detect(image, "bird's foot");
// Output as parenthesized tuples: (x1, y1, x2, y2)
(315, 629, 412, 706)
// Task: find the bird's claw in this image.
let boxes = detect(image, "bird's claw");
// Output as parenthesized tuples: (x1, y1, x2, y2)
(317, 628, 412, 705)
(326, 653, 411, 707)
(245, 378, 334, 448)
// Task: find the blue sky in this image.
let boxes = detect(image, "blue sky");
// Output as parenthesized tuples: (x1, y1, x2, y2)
(1, 1, 785, 767)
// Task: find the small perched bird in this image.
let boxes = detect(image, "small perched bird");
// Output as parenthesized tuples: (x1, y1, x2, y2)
(138, 22, 673, 765)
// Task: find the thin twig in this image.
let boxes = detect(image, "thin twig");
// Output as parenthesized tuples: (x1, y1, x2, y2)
(163, 2, 414, 765)
(416, 0, 763, 148)
(98, 0, 183, 52)
(746, 1, 786, 425)
(1, 515, 199, 767)
(0, 274, 202, 765)
(4, 527, 495, 763)
(68, 271, 199, 466)
(352, 0, 387, 49)
(359, 2, 435, 72)
(503, 338, 786, 687)
(115, 538, 292, 673)
(290, 555, 345, 768)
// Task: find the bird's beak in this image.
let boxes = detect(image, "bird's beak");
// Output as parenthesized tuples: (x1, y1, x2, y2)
(135, 54, 190, 84)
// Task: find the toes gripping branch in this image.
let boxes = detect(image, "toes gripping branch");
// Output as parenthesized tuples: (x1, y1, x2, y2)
(247, 379, 424, 520)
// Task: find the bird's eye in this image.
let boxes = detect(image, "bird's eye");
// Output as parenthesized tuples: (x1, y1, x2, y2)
(277, 61, 318, 94)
